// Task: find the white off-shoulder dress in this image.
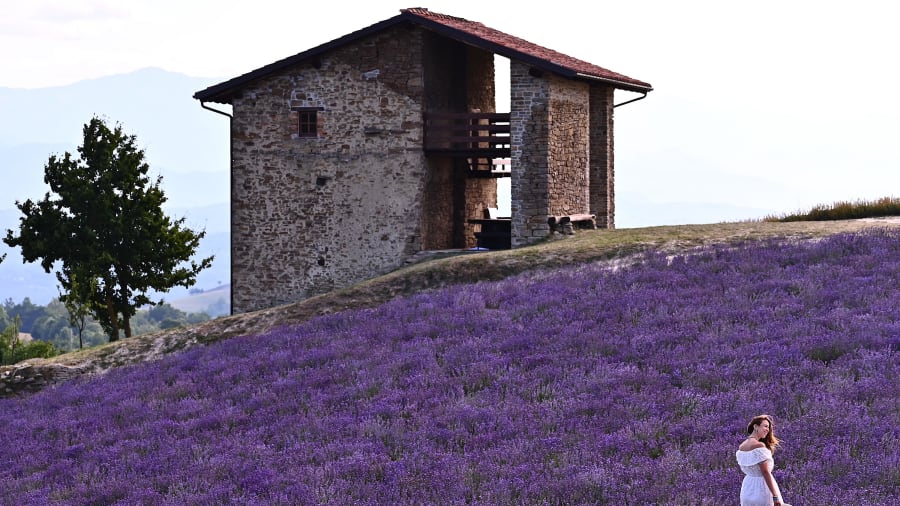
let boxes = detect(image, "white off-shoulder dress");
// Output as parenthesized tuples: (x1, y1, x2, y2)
(735, 447, 777, 506)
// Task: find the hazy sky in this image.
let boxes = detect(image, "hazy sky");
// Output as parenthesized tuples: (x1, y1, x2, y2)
(3, 0, 899, 222)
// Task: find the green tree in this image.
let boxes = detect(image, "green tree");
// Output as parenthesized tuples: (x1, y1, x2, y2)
(186, 311, 211, 325)
(31, 299, 75, 349)
(62, 276, 96, 350)
(3, 116, 213, 342)
(0, 315, 59, 365)
(2, 298, 44, 333)
(146, 301, 186, 324)
(0, 305, 9, 333)
(0, 315, 19, 364)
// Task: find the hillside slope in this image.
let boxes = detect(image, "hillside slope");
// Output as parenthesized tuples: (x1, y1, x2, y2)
(1, 222, 898, 504)
(2, 219, 898, 396)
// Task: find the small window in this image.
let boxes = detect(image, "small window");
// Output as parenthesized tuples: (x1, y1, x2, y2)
(292, 106, 323, 138)
(298, 110, 318, 137)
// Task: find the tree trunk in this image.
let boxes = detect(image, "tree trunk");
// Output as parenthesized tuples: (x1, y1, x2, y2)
(105, 293, 120, 342)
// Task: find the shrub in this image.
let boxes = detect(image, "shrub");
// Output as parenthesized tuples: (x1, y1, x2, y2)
(766, 196, 900, 221)
(0, 322, 59, 365)
(9, 340, 59, 363)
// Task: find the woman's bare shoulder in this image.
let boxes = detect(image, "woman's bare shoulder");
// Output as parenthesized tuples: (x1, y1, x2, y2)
(738, 439, 765, 452)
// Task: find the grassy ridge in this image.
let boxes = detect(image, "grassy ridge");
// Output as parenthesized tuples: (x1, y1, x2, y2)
(4, 219, 897, 394)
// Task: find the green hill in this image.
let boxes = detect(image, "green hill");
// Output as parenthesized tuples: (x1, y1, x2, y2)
(169, 284, 231, 317)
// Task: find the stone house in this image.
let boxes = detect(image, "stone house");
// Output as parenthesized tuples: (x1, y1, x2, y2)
(194, 8, 652, 314)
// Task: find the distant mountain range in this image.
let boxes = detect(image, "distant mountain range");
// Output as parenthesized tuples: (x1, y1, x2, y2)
(0, 68, 231, 308)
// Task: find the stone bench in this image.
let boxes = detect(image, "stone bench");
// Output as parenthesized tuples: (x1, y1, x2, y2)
(548, 213, 596, 235)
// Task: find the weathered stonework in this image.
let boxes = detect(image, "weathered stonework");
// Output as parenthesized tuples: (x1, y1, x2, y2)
(420, 35, 497, 250)
(462, 46, 500, 248)
(0, 363, 86, 396)
(206, 11, 643, 314)
(231, 26, 429, 312)
(590, 85, 615, 229)
(547, 76, 590, 217)
(510, 61, 551, 246)
(509, 62, 611, 246)
(229, 27, 501, 313)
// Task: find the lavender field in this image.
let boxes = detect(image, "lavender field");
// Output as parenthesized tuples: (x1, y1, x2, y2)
(2, 230, 899, 505)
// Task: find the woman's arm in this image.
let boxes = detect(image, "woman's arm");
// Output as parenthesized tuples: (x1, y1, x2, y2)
(759, 460, 790, 505)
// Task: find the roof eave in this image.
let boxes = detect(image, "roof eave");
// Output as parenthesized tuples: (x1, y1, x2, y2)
(193, 10, 653, 102)
(193, 14, 410, 103)
(406, 15, 652, 93)
(572, 72, 653, 93)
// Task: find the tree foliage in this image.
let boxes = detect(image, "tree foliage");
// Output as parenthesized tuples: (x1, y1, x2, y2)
(1, 298, 42, 333)
(3, 116, 213, 342)
(62, 275, 96, 350)
(1, 297, 208, 356)
(0, 306, 9, 332)
(0, 315, 59, 366)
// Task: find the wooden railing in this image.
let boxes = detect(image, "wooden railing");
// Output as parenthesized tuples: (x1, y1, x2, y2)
(424, 112, 511, 158)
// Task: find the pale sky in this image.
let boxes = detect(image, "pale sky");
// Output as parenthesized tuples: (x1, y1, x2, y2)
(2, 0, 899, 222)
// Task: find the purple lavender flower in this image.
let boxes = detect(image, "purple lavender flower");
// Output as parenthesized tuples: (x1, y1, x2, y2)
(1, 230, 898, 504)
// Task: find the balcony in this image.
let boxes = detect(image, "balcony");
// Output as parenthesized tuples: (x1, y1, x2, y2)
(424, 112, 511, 177)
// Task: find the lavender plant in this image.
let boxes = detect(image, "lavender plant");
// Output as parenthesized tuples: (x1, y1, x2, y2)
(1, 230, 898, 504)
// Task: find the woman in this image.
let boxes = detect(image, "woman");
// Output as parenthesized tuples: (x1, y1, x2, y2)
(735, 415, 791, 506)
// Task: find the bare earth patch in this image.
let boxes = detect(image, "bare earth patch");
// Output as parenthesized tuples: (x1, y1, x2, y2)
(3, 219, 898, 396)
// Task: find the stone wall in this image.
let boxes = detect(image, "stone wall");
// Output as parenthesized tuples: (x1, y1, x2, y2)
(509, 62, 601, 245)
(420, 34, 497, 250)
(547, 76, 590, 217)
(589, 85, 615, 228)
(227, 24, 616, 312)
(230, 26, 428, 313)
(229, 26, 504, 313)
(509, 60, 551, 246)
(0, 363, 86, 397)
(420, 157, 455, 250)
(462, 46, 499, 248)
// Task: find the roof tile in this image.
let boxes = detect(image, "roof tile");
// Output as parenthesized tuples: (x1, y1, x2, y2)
(195, 7, 651, 102)
(401, 8, 651, 90)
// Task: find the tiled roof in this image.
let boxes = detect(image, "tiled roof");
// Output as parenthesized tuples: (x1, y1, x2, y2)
(195, 8, 651, 103)
(401, 8, 651, 92)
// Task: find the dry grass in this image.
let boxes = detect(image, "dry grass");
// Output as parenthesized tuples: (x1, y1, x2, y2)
(765, 196, 900, 222)
(4, 218, 900, 393)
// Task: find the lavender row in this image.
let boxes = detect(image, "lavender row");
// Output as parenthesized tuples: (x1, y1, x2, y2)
(1, 230, 898, 504)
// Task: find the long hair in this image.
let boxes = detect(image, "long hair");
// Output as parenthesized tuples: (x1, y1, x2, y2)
(746, 414, 781, 453)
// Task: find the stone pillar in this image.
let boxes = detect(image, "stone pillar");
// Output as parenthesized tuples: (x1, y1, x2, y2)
(589, 85, 615, 229)
(547, 76, 590, 217)
(509, 60, 551, 246)
(464, 46, 498, 247)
